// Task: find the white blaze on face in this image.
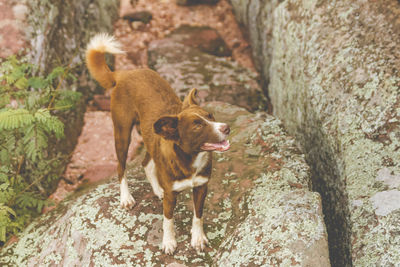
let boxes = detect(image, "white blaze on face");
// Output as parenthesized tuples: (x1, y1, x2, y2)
(195, 114, 231, 152)
(196, 114, 228, 141)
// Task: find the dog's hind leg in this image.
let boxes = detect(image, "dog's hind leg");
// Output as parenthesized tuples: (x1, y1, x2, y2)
(142, 153, 164, 200)
(113, 114, 136, 209)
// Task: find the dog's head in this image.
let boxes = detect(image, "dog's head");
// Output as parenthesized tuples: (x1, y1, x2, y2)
(154, 88, 230, 153)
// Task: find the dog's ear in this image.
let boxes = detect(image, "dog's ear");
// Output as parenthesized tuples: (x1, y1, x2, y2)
(154, 116, 179, 140)
(182, 88, 198, 109)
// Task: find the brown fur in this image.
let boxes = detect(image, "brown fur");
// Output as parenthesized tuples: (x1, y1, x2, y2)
(86, 39, 230, 253)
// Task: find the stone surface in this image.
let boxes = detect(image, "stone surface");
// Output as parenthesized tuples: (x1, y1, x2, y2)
(230, 0, 400, 266)
(122, 11, 153, 24)
(168, 25, 231, 57)
(148, 35, 267, 112)
(93, 95, 111, 111)
(0, 103, 330, 266)
(0, 0, 27, 58)
(176, 0, 219, 6)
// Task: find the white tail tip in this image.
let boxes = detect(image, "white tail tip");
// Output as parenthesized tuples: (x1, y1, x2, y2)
(86, 33, 125, 55)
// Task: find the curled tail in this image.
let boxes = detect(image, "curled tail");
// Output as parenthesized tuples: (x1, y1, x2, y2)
(85, 33, 125, 89)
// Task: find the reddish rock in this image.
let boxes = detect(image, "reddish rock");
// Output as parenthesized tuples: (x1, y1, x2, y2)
(93, 95, 111, 111)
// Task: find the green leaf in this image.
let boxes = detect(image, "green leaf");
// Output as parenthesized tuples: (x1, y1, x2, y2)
(0, 94, 10, 109)
(14, 77, 29, 90)
(46, 66, 65, 83)
(0, 109, 35, 130)
(28, 77, 47, 89)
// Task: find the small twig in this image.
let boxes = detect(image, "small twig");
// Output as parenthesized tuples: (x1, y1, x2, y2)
(47, 71, 68, 109)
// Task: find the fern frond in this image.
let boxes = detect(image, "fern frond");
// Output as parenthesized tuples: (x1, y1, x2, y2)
(0, 109, 35, 130)
(34, 109, 64, 138)
(46, 66, 65, 84)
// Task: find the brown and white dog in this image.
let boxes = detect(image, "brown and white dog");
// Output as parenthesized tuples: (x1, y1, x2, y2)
(85, 34, 230, 254)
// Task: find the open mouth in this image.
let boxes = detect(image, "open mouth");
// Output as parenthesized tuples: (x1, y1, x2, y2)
(201, 140, 230, 152)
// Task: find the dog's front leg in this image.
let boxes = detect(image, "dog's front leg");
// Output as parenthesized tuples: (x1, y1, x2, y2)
(162, 191, 178, 254)
(191, 184, 209, 251)
(120, 176, 135, 209)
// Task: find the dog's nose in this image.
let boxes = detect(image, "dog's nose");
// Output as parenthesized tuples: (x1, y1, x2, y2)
(219, 124, 230, 135)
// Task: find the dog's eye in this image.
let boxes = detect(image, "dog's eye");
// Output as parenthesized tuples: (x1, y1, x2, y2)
(207, 113, 214, 120)
(194, 119, 203, 125)
(193, 119, 204, 129)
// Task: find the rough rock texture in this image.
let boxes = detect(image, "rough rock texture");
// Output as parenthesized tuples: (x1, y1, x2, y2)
(22, 0, 120, 191)
(0, 103, 330, 266)
(0, 0, 28, 58)
(148, 32, 267, 112)
(230, 0, 400, 266)
(27, 0, 119, 75)
(168, 25, 232, 57)
(176, 0, 219, 6)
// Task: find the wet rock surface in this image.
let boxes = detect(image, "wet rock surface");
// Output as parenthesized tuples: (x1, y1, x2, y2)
(230, 0, 400, 265)
(148, 29, 267, 112)
(0, 103, 329, 266)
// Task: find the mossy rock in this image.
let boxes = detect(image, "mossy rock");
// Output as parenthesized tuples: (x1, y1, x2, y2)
(0, 103, 329, 266)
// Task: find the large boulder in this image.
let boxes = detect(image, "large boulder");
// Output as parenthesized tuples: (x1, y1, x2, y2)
(0, 103, 330, 266)
(230, 0, 400, 266)
(148, 29, 267, 112)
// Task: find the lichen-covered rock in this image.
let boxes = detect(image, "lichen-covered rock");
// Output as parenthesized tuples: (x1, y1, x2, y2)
(148, 35, 266, 112)
(0, 103, 329, 266)
(229, 0, 400, 266)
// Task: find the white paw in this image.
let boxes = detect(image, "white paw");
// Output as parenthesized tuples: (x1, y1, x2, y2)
(191, 230, 208, 252)
(162, 237, 177, 255)
(153, 186, 164, 200)
(120, 193, 135, 209)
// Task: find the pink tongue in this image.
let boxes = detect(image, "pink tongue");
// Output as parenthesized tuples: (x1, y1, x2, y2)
(201, 140, 230, 152)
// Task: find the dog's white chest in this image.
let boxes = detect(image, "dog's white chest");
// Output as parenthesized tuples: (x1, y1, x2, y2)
(172, 152, 210, 192)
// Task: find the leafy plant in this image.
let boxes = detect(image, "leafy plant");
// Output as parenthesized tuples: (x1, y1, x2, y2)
(0, 56, 82, 245)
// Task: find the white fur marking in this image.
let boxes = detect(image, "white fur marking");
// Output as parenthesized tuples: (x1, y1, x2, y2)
(172, 176, 209, 192)
(191, 216, 208, 251)
(86, 33, 125, 55)
(162, 216, 177, 255)
(172, 152, 210, 192)
(192, 151, 209, 171)
(196, 114, 227, 141)
(144, 159, 164, 199)
(120, 176, 135, 209)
